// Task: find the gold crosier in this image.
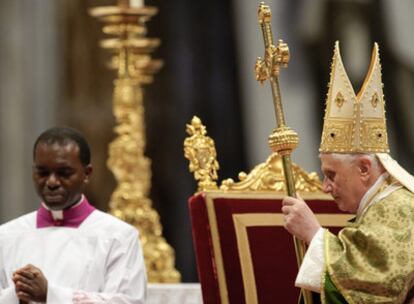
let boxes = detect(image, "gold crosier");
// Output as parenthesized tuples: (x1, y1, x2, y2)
(89, 0, 180, 282)
(255, 3, 312, 304)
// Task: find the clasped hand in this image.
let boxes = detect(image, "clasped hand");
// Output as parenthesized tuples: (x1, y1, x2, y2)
(282, 194, 321, 244)
(12, 264, 48, 303)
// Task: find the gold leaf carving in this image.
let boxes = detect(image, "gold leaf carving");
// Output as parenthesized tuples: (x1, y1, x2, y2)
(220, 153, 323, 193)
(184, 116, 219, 192)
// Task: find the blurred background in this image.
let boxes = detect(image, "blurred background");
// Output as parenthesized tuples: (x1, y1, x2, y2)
(0, 0, 413, 282)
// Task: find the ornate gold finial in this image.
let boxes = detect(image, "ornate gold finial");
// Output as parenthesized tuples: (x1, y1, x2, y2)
(89, 1, 180, 283)
(320, 41, 389, 153)
(184, 116, 219, 192)
(255, 4, 298, 158)
(255, 4, 290, 81)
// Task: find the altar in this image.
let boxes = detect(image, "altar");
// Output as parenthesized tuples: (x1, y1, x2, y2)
(147, 283, 203, 304)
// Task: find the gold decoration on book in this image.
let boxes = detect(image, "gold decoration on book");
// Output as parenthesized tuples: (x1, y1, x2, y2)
(89, 0, 180, 283)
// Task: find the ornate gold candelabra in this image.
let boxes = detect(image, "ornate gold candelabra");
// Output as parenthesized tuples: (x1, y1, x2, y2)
(89, 0, 180, 283)
(255, 3, 312, 304)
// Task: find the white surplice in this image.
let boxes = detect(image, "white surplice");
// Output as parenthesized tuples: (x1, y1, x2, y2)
(0, 210, 147, 304)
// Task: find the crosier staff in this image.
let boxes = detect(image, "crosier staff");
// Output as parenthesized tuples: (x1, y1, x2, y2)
(255, 2, 313, 304)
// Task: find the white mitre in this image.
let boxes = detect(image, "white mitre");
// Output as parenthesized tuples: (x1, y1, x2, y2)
(320, 41, 414, 192)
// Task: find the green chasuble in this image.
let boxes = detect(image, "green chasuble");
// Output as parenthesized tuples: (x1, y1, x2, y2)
(321, 187, 414, 304)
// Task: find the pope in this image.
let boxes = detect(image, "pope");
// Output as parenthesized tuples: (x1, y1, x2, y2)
(283, 42, 414, 303)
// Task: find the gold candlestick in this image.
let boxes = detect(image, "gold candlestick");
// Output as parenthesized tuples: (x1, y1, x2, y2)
(255, 2, 312, 303)
(89, 1, 181, 283)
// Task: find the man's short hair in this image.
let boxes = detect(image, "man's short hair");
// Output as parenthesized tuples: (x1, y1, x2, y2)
(33, 127, 91, 166)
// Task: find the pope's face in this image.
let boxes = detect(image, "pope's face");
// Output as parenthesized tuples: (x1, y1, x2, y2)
(320, 154, 367, 213)
(32, 142, 92, 210)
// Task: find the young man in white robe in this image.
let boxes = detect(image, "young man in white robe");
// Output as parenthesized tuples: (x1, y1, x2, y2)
(0, 127, 147, 304)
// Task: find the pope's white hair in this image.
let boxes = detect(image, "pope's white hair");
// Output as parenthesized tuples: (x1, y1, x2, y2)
(320, 153, 384, 174)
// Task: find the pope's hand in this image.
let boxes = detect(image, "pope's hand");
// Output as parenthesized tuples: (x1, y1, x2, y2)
(12, 264, 48, 303)
(282, 194, 321, 244)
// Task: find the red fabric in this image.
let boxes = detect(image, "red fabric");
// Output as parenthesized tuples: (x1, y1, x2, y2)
(248, 226, 298, 303)
(188, 194, 221, 304)
(188, 193, 345, 304)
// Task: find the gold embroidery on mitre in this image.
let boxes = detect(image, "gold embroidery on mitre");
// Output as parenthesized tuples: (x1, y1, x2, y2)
(371, 92, 379, 108)
(334, 92, 346, 108)
(361, 119, 388, 152)
(320, 120, 354, 152)
(320, 41, 389, 153)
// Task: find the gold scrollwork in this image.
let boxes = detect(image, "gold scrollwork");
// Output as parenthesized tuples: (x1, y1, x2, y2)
(220, 153, 323, 193)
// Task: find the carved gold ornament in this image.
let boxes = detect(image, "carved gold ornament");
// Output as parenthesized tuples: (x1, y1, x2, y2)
(320, 41, 389, 153)
(89, 1, 180, 283)
(268, 126, 299, 156)
(184, 116, 219, 192)
(220, 153, 324, 194)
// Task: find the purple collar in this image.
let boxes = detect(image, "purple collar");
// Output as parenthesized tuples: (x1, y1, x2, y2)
(36, 196, 96, 228)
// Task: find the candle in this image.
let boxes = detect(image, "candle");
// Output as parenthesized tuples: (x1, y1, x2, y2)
(130, 0, 143, 7)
